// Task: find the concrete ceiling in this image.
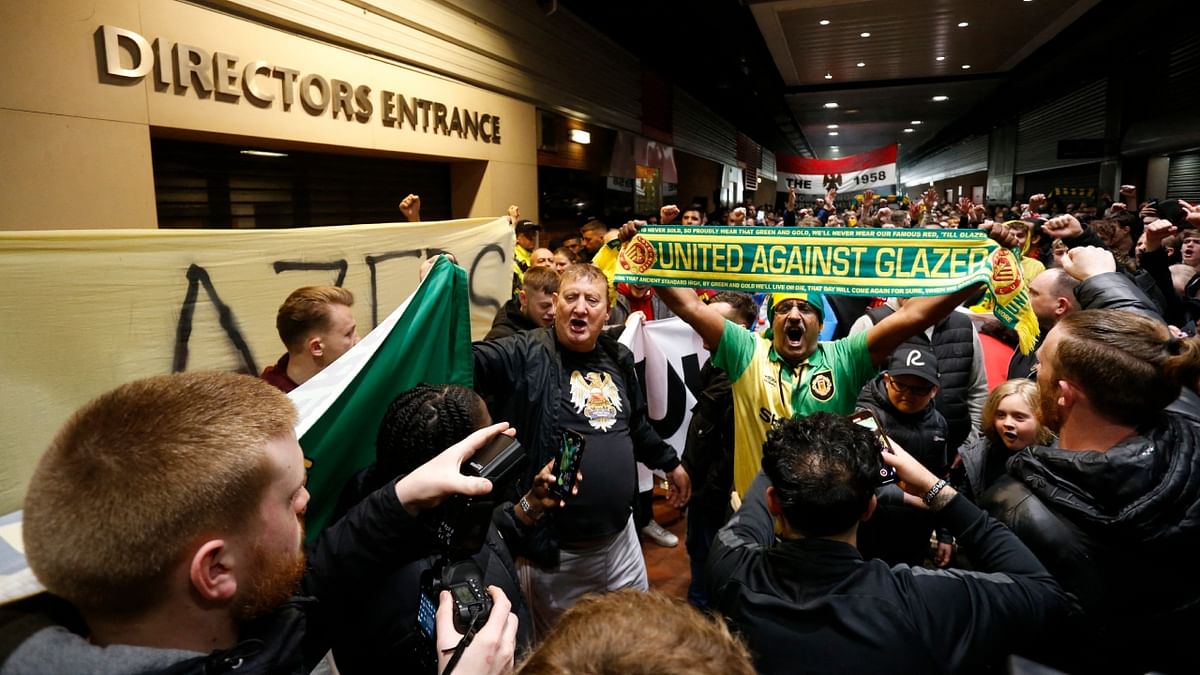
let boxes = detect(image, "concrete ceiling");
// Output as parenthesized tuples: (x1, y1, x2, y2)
(749, 0, 1102, 159)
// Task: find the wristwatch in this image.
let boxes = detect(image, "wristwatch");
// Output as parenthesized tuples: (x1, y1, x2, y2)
(519, 495, 543, 521)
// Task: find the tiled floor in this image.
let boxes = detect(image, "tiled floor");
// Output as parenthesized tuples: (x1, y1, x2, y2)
(641, 492, 691, 600)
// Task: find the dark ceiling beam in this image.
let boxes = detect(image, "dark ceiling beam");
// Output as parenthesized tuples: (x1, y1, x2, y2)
(784, 72, 1004, 96)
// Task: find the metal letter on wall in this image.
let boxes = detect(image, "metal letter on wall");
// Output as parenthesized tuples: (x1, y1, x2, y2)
(101, 25, 153, 79)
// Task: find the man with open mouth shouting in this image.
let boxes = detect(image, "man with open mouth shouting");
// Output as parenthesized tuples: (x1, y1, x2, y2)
(625, 214, 1000, 498)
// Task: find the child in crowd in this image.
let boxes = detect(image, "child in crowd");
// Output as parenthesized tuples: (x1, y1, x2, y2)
(951, 379, 1053, 503)
(854, 345, 951, 566)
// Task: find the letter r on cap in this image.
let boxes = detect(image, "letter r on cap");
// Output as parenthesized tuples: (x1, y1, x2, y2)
(905, 350, 925, 367)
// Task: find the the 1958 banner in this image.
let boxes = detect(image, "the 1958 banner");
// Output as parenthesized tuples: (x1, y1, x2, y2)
(776, 144, 897, 195)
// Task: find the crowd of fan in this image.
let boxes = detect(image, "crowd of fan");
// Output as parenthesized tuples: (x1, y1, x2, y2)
(2, 184, 1198, 675)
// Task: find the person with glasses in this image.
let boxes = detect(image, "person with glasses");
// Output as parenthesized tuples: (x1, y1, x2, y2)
(854, 345, 953, 567)
(626, 212, 988, 499)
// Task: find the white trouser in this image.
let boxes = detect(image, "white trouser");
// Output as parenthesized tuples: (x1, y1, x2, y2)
(517, 515, 648, 640)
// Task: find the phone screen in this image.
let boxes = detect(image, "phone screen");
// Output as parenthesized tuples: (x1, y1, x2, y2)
(849, 410, 896, 485)
(552, 430, 585, 498)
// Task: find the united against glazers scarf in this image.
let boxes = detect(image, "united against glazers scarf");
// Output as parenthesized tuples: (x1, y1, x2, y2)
(616, 225, 1038, 353)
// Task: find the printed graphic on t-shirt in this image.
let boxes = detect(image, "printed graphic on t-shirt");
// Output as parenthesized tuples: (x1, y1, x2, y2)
(569, 370, 623, 431)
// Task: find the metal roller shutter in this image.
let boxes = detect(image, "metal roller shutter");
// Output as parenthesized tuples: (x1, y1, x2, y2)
(900, 135, 988, 187)
(673, 87, 738, 167)
(1167, 153, 1200, 202)
(1015, 79, 1107, 174)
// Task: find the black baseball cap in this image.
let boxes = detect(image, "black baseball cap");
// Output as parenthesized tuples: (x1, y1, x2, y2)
(886, 345, 939, 386)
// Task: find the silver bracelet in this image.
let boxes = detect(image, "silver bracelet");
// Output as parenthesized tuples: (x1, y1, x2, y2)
(923, 479, 949, 507)
(519, 495, 542, 521)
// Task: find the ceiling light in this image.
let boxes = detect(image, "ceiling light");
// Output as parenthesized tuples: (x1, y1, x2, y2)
(827, 124, 839, 129)
(829, 131, 839, 136)
(860, 32, 871, 38)
(936, 56, 946, 62)
(819, 19, 831, 25)
(911, 120, 922, 125)
(932, 95, 949, 102)
(824, 102, 839, 109)
(830, 146, 840, 150)
(903, 128, 915, 133)
(240, 150, 288, 157)
(961, 64, 971, 69)
(957, 21, 969, 27)
(857, 62, 865, 67)
(569, 129, 591, 144)
(824, 73, 833, 80)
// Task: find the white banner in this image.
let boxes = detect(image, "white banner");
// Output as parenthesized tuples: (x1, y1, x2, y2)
(618, 316, 710, 490)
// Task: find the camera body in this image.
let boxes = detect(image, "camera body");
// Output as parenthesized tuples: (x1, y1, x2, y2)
(418, 558, 494, 637)
(435, 434, 527, 554)
(414, 433, 527, 659)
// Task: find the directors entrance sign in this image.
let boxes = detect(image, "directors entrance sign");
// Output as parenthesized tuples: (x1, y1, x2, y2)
(98, 25, 503, 144)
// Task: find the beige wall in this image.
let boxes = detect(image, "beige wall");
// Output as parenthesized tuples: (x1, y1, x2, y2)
(0, 0, 537, 230)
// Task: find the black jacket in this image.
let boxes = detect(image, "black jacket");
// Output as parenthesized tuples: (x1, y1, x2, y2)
(950, 435, 1013, 505)
(708, 473, 1069, 675)
(327, 468, 532, 675)
(472, 327, 680, 561)
(980, 390, 1200, 674)
(867, 306, 976, 449)
(0, 480, 443, 675)
(681, 360, 734, 521)
(856, 375, 950, 477)
(855, 376, 951, 564)
(484, 297, 537, 341)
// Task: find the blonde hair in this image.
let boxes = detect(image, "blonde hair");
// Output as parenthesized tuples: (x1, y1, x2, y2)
(558, 263, 611, 305)
(23, 372, 296, 616)
(276, 286, 354, 352)
(982, 379, 1053, 447)
(516, 590, 754, 675)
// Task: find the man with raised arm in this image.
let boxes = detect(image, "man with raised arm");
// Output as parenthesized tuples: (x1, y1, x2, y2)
(626, 210, 1012, 495)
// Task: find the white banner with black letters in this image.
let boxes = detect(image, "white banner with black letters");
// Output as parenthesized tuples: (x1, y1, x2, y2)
(618, 315, 710, 490)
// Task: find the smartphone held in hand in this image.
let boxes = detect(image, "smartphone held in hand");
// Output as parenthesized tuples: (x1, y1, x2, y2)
(549, 429, 586, 500)
(848, 409, 897, 485)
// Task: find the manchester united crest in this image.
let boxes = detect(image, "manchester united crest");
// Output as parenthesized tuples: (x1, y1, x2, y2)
(810, 370, 835, 402)
(569, 370, 623, 431)
(618, 235, 657, 274)
(989, 248, 1022, 296)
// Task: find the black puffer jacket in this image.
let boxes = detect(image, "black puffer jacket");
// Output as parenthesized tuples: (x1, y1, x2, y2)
(981, 390, 1200, 674)
(855, 376, 950, 566)
(856, 375, 950, 476)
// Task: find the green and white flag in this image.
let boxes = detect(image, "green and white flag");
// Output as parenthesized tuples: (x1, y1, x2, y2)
(290, 257, 473, 541)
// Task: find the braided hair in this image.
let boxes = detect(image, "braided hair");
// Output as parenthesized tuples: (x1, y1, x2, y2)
(373, 383, 488, 484)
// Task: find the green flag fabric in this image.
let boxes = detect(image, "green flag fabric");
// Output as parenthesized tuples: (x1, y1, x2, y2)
(292, 257, 473, 541)
(616, 225, 1038, 352)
